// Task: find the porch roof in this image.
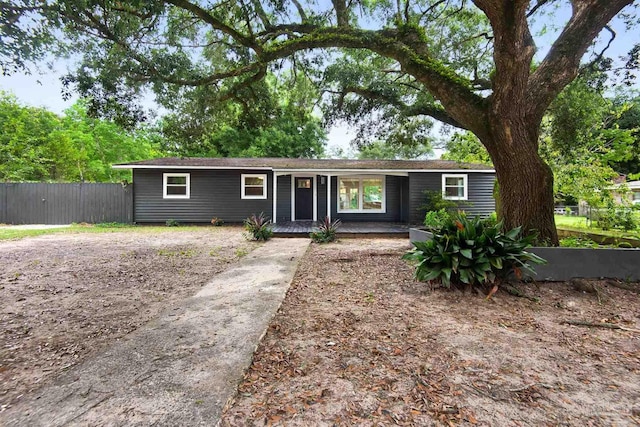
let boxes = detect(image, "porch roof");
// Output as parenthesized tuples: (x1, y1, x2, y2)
(113, 157, 494, 172)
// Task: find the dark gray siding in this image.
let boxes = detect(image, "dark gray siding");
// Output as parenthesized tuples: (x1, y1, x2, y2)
(317, 175, 328, 219)
(330, 175, 404, 222)
(276, 175, 291, 222)
(133, 169, 272, 223)
(0, 184, 5, 223)
(408, 172, 496, 223)
(0, 183, 133, 224)
(465, 173, 497, 218)
(400, 176, 410, 222)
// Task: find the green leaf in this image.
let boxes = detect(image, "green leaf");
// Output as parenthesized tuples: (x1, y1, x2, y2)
(505, 227, 522, 240)
(489, 257, 503, 269)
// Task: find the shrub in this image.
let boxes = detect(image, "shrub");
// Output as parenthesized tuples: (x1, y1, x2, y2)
(310, 217, 341, 243)
(423, 208, 452, 231)
(165, 219, 180, 227)
(615, 209, 637, 231)
(210, 217, 224, 226)
(419, 190, 457, 213)
(595, 207, 638, 231)
(244, 212, 273, 241)
(559, 236, 600, 248)
(404, 213, 545, 289)
(485, 211, 498, 226)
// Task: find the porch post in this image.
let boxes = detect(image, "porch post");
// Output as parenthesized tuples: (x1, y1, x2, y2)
(326, 174, 331, 222)
(290, 175, 295, 221)
(272, 172, 277, 224)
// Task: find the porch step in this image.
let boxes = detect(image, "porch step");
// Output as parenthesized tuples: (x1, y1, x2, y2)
(271, 221, 410, 238)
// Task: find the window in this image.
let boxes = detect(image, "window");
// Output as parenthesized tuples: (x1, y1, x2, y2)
(242, 174, 267, 199)
(338, 176, 385, 212)
(163, 173, 190, 199)
(442, 174, 468, 200)
(297, 178, 311, 189)
(633, 191, 640, 204)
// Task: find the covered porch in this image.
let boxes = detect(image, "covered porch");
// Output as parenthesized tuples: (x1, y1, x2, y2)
(272, 221, 410, 237)
(272, 169, 411, 225)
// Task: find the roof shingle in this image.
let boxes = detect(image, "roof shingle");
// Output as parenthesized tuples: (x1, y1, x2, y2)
(114, 157, 493, 171)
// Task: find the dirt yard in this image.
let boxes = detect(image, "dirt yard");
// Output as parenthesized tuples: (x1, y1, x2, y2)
(221, 239, 640, 426)
(0, 226, 258, 411)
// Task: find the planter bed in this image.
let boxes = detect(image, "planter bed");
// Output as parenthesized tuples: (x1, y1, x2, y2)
(557, 228, 640, 248)
(409, 227, 640, 281)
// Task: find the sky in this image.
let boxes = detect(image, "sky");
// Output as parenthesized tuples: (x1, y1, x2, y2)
(0, 2, 637, 155)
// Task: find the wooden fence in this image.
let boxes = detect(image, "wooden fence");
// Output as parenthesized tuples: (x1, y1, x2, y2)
(0, 183, 133, 224)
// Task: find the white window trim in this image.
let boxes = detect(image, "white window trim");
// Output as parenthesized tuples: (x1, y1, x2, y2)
(337, 175, 386, 213)
(241, 173, 268, 200)
(163, 173, 190, 199)
(442, 173, 468, 201)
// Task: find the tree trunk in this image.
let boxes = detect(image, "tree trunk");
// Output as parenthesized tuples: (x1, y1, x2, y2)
(482, 119, 559, 246)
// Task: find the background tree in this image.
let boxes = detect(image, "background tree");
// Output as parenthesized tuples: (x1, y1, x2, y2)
(542, 73, 638, 206)
(608, 93, 640, 177)
(441, 132, 493, 166)
(0, 92, 59, 181)
(0, 93, 160, 182)
(2, 0, 637, 244)
(357, 140, 433, 160)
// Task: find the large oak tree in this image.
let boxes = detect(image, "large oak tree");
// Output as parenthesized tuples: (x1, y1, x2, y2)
(2, 0, 637, 243)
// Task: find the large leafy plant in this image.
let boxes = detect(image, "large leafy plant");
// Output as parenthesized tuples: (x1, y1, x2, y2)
(310, 216, 341, 243)
(244, 212, 273, 241)
(404, 213, 545, 289)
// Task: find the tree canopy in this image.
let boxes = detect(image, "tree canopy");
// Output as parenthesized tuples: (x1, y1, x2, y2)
(159, 72, 326, 158)
(2, 0, 638, 243)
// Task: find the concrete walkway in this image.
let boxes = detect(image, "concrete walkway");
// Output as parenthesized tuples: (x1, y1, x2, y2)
(1, 238, 310, 427)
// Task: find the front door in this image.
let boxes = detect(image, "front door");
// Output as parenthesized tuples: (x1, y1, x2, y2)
(295, 177, 313, 220)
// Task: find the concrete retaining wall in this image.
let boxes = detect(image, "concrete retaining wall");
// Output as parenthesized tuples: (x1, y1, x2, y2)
(409, 228, 640, 281)
(409, 228, 433, 242)
(528, 247, 640, 281)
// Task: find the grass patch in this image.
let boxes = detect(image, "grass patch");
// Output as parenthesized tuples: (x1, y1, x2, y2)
(554, 215, 640, 240)
(554, 215, 590, 229)
(0, 224, 222, 241)
(157, 248, 197, 257)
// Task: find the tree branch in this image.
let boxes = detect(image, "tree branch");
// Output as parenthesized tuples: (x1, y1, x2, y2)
(332, 0, 349, 27)
(260, 26, 485, 131)
(250, 0, 272, 29)
(404, 0, 411, 23)
(593, 25, 616, 65)
(339, 86, 465, 129)
(73, 9, 264, 87)
(526, 0, 556, 18)
(472, 0, 534, 95)
(165, 0, 263, 54)
(528, 0, 633, 120)
(219, 65, 267, 102)
(290, 0, 308, 22)
(419, 0, 447, 21)
(256, 23, 318, 39)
